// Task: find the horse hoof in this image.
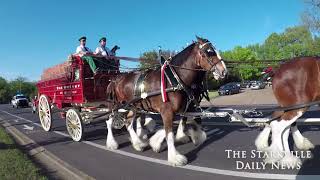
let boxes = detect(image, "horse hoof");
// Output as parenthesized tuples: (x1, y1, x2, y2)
(149, 129, 165, 153)
(295, 138, 315, 150)
(106, 140, 119, 150)
(263, 146, 283, 164)
(189, 129, 207, 146)
(168, 153, 188, 167)
(149, 140, 161, 153)
(175, 133, 190, 143)
(137, 129, 148, 140)
(255, 126, 271, 151)
(133, 141, 148, 152)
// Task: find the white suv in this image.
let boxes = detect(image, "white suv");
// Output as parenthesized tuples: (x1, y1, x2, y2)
(11, 94, 29, 108)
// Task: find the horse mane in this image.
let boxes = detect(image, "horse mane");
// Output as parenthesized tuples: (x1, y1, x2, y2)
(170, 42, 196, 66)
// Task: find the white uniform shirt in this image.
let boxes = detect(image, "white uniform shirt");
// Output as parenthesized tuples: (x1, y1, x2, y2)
(76, 45, 92, 54)
(95, 46, 114, 56)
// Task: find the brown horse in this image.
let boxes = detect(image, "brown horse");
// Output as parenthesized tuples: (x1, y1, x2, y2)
(105, 36, 227, 166)
(255, 56, 319, 168)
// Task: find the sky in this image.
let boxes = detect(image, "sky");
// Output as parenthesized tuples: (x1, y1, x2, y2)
(0, 0, 304, 81)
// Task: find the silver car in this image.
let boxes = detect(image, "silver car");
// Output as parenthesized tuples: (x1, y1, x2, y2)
(251, 81, 266, 90)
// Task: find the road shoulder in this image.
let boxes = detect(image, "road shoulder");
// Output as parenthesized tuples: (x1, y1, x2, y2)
(0, 119, 94, 180)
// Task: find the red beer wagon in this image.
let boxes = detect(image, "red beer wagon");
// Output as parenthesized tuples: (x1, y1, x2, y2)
(34, 55, 119, 141)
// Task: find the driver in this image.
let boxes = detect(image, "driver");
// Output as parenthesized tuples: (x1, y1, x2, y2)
(76, 36, 92, 55)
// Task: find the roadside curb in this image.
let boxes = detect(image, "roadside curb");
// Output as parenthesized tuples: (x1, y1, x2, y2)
(0, 119, 95, 180)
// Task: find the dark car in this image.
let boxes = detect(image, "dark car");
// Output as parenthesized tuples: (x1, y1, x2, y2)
(228, 82, 241, 88)
(218, 84, 241, 95)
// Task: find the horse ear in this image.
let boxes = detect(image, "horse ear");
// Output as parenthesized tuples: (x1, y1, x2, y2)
(196, 35, 202, 42)
(196, 35, 204, 43)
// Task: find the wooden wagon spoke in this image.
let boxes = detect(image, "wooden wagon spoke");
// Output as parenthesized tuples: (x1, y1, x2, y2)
(66, 109, 83, 142)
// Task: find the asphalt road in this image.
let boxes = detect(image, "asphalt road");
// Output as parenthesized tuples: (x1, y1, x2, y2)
(0, 104, 320, 180)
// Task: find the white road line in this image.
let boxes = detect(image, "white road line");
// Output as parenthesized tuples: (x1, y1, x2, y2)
(1, 110, 317, 180)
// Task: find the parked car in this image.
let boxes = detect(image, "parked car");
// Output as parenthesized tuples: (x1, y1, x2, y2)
(251, 81, 266, 90)
(227, 82, 241, 88)
(218, 84, 241, 95)
(11, 94, 29, 108)
(240, 81, 251, 88)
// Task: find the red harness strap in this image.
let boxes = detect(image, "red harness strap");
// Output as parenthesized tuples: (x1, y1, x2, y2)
(161, 61, 168, 102)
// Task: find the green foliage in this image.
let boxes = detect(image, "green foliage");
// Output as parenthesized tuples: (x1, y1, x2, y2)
(222, 46, 261, 80)
(0, 76, 37, 104)
(139, 50, 177, 69)
(259, 26, 316, 60)
(0, 77, 10, 103)
(222, 25, 320, 81)
(139, 50, 159, 69)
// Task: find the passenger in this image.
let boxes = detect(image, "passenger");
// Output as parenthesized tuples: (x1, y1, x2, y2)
(94, 37, 113, 57)
(76, 36, 92, 55)
(75, 36, 100, 74)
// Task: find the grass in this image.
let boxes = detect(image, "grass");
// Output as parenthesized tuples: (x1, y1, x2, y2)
(0, 126, 47, 180)
(208, 91, 219, 99)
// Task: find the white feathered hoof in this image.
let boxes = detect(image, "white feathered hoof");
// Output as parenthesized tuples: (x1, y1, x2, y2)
(280, 154, 302, 168)
(294, 137, 315, 150)
(255, 126, 271, 151)
(168, 152, 188, 167)
(137, 128, 148, 140)
(149, 129, 165, 153)
(188, 128, 207, 146)
(263, 146, 283, 164)
(132, 140, 148, 152)
(144, 117, 156, 133)
(106, 139, 119, 150)
(175, 131, 190, 143)
(149, 136, 162, 153)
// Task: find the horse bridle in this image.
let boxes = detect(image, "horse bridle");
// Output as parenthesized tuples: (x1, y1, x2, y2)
(198, 42, 224, 73)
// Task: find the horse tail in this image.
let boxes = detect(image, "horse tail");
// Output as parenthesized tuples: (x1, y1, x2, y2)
(106, 79, 117, 106)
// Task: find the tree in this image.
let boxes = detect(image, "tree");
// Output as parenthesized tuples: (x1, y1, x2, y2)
(9, 77, 37, 101)
(139, 50, 159, 69)
(301, 0, 320, 33)
(0, 77, 10, 103)
(139, 49, 177, 69)
(258, 26, 315, 59)
(222, 46, 260, 80)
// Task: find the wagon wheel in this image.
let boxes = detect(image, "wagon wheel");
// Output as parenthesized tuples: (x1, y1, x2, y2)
(66, 109, 83, 142)
(38, 95, 52, 131)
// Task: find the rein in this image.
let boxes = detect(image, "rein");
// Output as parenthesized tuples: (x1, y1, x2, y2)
(168, 64, 207, 71)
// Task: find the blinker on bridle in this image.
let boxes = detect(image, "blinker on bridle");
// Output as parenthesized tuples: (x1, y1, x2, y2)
(198, 42, 223, 70)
